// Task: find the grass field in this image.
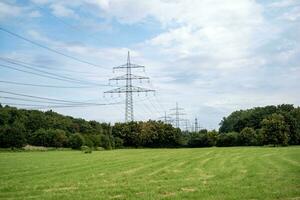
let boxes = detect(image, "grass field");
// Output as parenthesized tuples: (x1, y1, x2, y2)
(0, 147, 299, 200)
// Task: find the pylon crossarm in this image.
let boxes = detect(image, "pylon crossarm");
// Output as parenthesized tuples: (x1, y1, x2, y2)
(109, 74, 150, 81)
(170, 108, 185, 111)
(169, 114, 187, 117)
(113, 63, 145, 70)
(104, 86, 155, 93)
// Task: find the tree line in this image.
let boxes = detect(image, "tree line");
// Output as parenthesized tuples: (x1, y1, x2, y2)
(0, 104, 299, 149)
(218, 104, 300, 146)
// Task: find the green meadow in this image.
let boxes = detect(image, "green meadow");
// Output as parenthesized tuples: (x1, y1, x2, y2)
(0, 147, 299, 200)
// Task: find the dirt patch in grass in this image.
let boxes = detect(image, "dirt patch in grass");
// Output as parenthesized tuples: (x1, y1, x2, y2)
(161, 191, 176, 197)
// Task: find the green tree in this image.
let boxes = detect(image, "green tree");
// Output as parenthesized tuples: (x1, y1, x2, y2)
(69, 133, 84, 149)
(207, 130, 219, 146)
(239, 127, 257, 146)
(0, 122, 26, 148)
(261, 114, 290, 146)
(217, 132, 238, 147)
(29, 128, 48, 146)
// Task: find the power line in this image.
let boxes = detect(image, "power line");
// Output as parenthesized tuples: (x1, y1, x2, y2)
(0, 80, 96, 88)
(0, 94, 153, 111)
(0, 96, 113, 106)
(0, 63, 79, 84)
(143, 70, 167, 112)
(0, 63, 105, 86)
(0, 90, 107, 105)
(0, 101, 123, 109)
(0, 56, 97, 75)
(0, 57, 108, 86)
(0, 57, 91, 83)
(0, 26, 107, 69)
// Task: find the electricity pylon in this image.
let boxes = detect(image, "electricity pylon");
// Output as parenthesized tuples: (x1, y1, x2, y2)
(158, 111, 172, 124)
(195, 117, 199, 132)
(169, 102, 186, 128)
(194, 117, 204, 131)
(104, 51, 154, 122)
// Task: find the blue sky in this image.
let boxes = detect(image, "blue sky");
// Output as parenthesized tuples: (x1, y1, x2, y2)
(0, 0, 300, 130)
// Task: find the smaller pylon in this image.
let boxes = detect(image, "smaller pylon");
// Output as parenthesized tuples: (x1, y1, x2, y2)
(158, 111, 172, 124)
(169, 102, 186, 129)
(195, 117, 199, 132)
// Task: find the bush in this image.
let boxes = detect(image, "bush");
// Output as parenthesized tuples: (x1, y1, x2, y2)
(69, 133, 84, 149)
(29, 128, 47, 146)
(239, 127, 258, 146)
(83, 136, 94, 148)
(0, 122, 26, 148)
(81, 145, 92, 153)
(30, 128, 68, 147)
(261, 114, 290, 146)
(114, 137, 124, 148)
(217, 132, 238, 147)
(188, 133, 212, 147)
(100, 134, 112, 150)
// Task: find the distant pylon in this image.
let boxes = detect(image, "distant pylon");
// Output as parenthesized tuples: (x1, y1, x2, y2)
(158, 111, 172, 124)
(169, 102, 186, 128)
(104, 51, 155, 122)
(195, 117, 199, 132)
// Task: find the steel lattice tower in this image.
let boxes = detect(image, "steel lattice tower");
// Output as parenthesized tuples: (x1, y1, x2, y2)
(169, 102, 186, 128)
(158, 111, 172, 124)
(104, 51, 154, 122)
(195, 117, 199, 132)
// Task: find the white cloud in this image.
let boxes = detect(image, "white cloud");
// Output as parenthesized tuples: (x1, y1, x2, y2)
(0, 2, 23, 20)
(269, 0, 298, 8)
(50, 3, 78, 18)
(28, 10, 42, 18)
(281, 6, 300, 21)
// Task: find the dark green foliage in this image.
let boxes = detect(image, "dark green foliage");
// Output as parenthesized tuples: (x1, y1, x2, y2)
(219, 104, 300, 146)
(114, 137, 124, 148)
(261, 114, 290, 146)
(188, 130, 219, 147)
(112, 120, 183, 148)
(217, 132, 239, 147)
(1, 104, 299, 149)
(188, 132, 211, 147)
(29, 128, 48, 146)
(30, 128, 68, 147)
(0, 106, 113, 149)
(69, 133, 84, 149)
(239, 127, 258, 146)
(0, 121, 26, 148)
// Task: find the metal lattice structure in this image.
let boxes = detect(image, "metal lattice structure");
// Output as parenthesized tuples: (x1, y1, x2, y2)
(195, 117, 199, 132)
(104, 51, 154, 122)
(158, 111, 172, 124)
(169, 102, 186, 128)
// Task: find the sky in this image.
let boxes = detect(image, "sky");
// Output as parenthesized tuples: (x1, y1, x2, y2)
(0, 0, 299, 130)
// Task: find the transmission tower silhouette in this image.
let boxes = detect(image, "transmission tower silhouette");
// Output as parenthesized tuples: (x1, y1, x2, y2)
(195, 117, 199, 132)
(158, 111, 172, 124)
(169, 102, 186, 128)
(104, 51, 155, 122)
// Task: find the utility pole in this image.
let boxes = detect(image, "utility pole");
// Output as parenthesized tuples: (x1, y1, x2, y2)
(104, 51, 154, 122)
(169, 102, 186, 128)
